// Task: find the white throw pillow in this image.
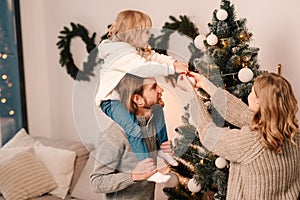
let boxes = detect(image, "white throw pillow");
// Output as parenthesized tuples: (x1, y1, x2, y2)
(34, 141, 76, 199)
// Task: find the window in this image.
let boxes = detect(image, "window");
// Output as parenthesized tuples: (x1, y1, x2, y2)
(0, 0, 27, 145)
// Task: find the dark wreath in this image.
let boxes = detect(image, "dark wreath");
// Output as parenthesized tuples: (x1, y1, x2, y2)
(56, 22, 99, 81)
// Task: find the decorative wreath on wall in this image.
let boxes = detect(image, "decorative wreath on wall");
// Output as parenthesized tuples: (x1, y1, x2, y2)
(56, 16, 199, 81)
(56, 22, 100, 81)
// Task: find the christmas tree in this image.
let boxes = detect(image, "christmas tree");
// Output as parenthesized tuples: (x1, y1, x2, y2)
(162, 0, 264, 199)
(194, 0, 263, 101)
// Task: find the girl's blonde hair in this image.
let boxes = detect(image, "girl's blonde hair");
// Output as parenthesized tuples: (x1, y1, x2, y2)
(252, 72, 299, 153)
(108, 10, 152, 48)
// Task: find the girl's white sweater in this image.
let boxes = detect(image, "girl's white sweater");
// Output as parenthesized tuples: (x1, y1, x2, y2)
(95, 39, 176, 106)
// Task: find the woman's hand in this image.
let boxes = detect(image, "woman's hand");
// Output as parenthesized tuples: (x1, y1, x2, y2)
(187, 71, 210, 93)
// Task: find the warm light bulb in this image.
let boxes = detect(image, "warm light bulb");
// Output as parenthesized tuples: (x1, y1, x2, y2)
(200, 159, 204, 165)
(221, 39, 227, 48)
(2, 54, 8, 59)
(239, 32, 245, 39)
(7, 82, 12, 87)
(1, 98, 6, 103)
(1, 74, 7, 80)
(9, 109, 15, 115)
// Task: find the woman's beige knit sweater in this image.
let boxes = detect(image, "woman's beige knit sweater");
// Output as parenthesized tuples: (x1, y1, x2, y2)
(190, 83, 300, 200)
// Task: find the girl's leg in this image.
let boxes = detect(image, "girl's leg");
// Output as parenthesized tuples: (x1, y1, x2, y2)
(100, 100, 149, 160)
(151, 104, 178, 166)
(150, 104, 168, 147)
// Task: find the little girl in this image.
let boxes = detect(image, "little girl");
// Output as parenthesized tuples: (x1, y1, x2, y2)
(95, 10, 188, 183)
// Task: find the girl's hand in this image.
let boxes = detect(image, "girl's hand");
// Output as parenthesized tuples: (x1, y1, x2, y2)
(174, 61, 189, 74)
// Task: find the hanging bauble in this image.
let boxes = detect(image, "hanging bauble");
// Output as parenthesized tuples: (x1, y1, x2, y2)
(164, 172, 179, 188)
(215, 157, 228, 169)
(206, 33, 218, 46)
(187, 178, 201, 193)
(216, 9, 228, 21)
(194, 34, 206, 49)
(238, 67, 254, 83)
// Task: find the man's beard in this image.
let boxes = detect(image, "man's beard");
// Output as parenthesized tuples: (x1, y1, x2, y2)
(158, 98, 165, 107)
(143, 98, 164, 110)
(142, 100, 152, 110)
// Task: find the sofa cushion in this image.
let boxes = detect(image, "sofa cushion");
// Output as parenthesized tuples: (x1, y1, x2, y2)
(2, 128, 91, 196)
(34, 141, 76, 199)
(2, 128, 35, 148)
(36, 137, 91, 193)
(71, 151, 104, 200)
(0, 148, 57, 200)
(2, 128, 93, 195)
(29, 194, 71, 200)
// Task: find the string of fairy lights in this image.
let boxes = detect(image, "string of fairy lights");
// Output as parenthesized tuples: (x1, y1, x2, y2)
(0, 52, 8, 59)
(0, 51, 15, 116)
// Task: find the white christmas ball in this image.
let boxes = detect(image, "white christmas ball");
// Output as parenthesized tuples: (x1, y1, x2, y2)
(194, 34, 206, 49)
(238, 68, 254, 83)
(187, 178, 201, 193)
(215, 157, 228, 169)
(164, 172, 179, 188)
(216, 9, 228, 21)
(206, 33, 218, 46)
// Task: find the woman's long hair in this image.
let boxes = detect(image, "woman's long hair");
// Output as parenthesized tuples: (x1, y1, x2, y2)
(252, 72, 298, 153)
(108, 10, 152, 48)
(115, 74, 144, 115)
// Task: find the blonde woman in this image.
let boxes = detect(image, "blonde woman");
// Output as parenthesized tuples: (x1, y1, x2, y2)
(95, 10, 187, 182)
(188, 72, 300, 199)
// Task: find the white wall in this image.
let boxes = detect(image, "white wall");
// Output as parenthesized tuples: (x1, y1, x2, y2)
(19, 0, 300, 141)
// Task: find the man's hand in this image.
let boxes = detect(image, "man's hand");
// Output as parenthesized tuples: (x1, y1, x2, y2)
(174, 61, 189, 74)
(131, 158, 157, 181)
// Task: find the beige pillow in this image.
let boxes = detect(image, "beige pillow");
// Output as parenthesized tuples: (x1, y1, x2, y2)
(2, 128, 35, 149)
(34, 141, 76, 199)
(0, 149, 57, 200)
(0, 147, 30, 162)
(0, 147, 31, 195)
